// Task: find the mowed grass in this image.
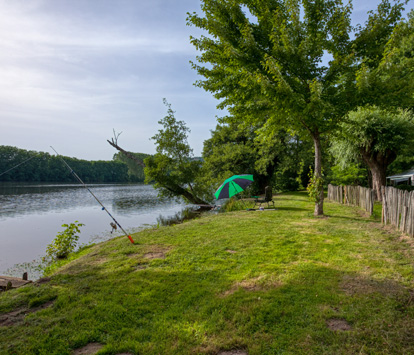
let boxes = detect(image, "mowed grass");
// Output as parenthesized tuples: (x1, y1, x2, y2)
(1, 192, 414, 354)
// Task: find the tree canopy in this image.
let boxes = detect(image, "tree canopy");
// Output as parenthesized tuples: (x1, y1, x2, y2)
(143, 100, 210, 204)
(330, 106, 414, 197)
(188, 0, 413, 214)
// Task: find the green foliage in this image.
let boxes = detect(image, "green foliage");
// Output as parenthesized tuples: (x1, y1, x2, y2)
(354, 6, 414, 108)
(187, 0, 354, 132)
(221, 197, 255, 212)
(200, 122, 273, 195)
(0, 145, 130, 183)
(307, 167, 324, 203)
(45, 221, 84, 260)
(187, 0, 356, 214)
(328, 163, 369, 187)
(144, 100, 209, 204)
(331, 106, 414, 169)
(201, 121, 313, 194)
(113, 152, 150, 182)
(188, 0, 413, 214)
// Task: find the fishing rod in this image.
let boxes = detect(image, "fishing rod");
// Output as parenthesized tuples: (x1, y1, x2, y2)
(0, 156, 35, 177)
(50, 146, 135, 244)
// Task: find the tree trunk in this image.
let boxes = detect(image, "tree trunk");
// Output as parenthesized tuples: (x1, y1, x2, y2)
(361, 150, 395, 201)
(313, 133, 324, 216)
(370, 165, 387, 201)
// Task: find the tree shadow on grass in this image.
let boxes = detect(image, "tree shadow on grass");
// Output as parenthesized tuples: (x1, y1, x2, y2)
(274, 206, 309, 212)
(3, 247, 414, 355)
(323, 214, 374, 223)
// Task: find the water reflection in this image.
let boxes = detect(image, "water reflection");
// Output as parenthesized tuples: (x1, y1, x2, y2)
(0, 183, 186, 274)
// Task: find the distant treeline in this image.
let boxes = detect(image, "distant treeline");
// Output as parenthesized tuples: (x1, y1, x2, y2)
(113, 152, 150, 183)
(0, 146, 142, 183)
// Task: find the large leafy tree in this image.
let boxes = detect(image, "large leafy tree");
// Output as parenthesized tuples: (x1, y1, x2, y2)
(201, 121, 280, 193)
(353, 3, 414, 109)
(108, 101, 210, 204)
(201, 121, 313, 193)
(188, 0, 354, 215)
(144, 100, 210, 204)
(187, 0, 411, 215)
(330, 106, 414, 198)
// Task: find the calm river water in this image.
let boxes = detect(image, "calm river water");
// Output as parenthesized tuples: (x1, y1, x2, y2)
(0, 183, 186, 276)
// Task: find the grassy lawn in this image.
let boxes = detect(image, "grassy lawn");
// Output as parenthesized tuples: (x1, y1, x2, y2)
(1, 192, 414, 354)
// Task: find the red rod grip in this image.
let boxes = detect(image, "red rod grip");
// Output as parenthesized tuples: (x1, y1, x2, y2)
(127, 235, 135, 244)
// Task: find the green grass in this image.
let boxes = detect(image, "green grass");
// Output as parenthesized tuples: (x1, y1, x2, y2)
(1, 192, 414, 354)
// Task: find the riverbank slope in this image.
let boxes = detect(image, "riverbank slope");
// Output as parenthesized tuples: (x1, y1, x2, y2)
(1, 192, 414, 354)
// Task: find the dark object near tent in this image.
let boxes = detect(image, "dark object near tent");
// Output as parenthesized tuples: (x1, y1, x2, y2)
(255, 186, 275, 208)
(215, 174, 254, 200)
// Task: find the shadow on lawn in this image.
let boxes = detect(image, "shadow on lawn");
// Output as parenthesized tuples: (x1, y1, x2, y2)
(274, 206, 309, 212)
(323, 214, 371, 223)
(4, 245, 414, 354)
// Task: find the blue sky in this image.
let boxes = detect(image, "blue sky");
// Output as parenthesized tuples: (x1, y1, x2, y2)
(0, 0, 412, 161)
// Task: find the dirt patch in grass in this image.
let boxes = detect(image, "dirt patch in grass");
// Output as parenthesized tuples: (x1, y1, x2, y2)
(226, 250, 237, 254)
(370, 222, 399, 235)
(35, 277, 52, 285)
(0, 301, 54, 327)
(56, 253, 109, 275)
(221, 276, 282, 297)
(72, 343, 103, 355)
(129, 245, 171, 260)
(398, 235, 414, 249)
(133, 264, 148, 271)
(340, 275, 406, 297)
(218, 351, 248, 355)
(326, 318, 352, 331)
(143, 252, 166, 260)
(355, 209, 371, 218)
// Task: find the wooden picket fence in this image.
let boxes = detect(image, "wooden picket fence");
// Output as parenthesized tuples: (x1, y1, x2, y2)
(327, 184, 375, 215)
(381, 186, 414, 237)
(328, 184, 414, 237)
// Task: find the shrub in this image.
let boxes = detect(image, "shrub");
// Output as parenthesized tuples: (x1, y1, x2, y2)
(45, 221, 84, 260)
(222, 197, 255, 212)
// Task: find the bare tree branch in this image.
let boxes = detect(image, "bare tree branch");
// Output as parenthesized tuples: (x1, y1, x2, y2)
(107, 136, 146, 168)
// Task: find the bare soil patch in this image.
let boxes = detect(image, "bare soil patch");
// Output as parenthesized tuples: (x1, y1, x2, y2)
(72, 343, 103, 355)
(341, 275, 406, 297)
(219, 351, 248, 355)
(56, 253, 108, 275)
(143, 252, 166, 260)
(128, 245, 171, 261)
(355, 209, 370, 218)
(0, 301, 54, 327)
(143, 245, 171, 259)
(226, 250, 237, 254)
(35, 277, 52, 285)
(221, 276, 282, 297)
(398, 235, 414, 248)
(133, 264, 148, 271)
(326, 318, 352, 331)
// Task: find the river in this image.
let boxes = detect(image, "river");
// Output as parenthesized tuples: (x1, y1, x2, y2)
(0, 183, 186, 276)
